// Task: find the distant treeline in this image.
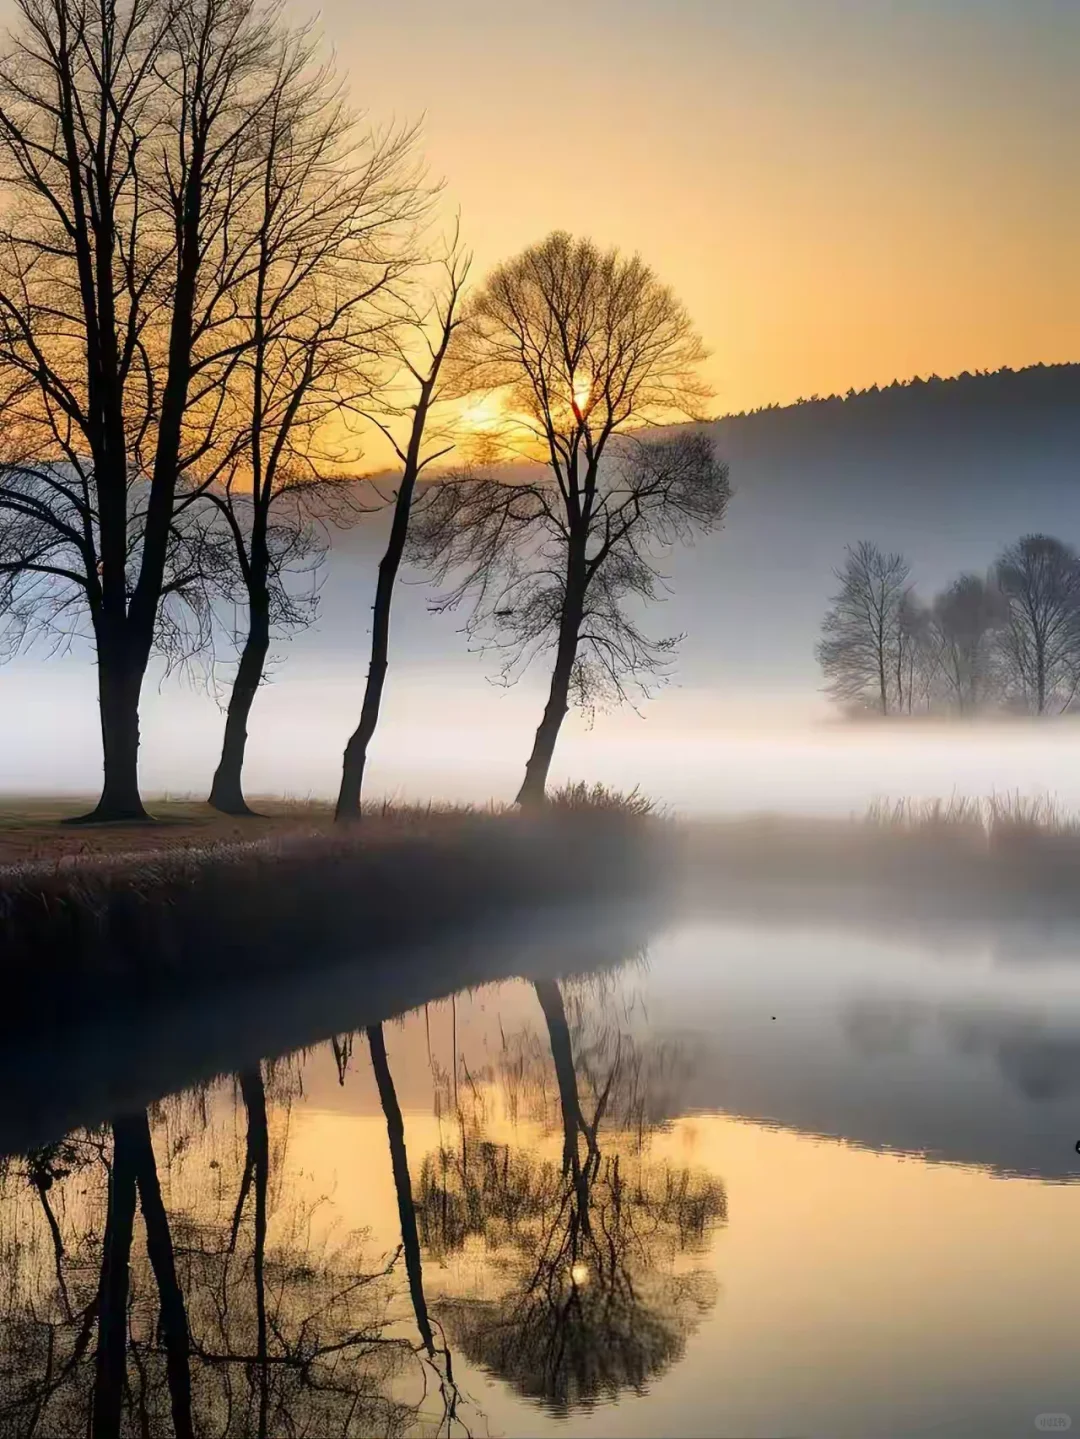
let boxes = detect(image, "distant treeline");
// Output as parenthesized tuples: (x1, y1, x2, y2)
(817, 536, 1080, 718)
(729, 361, 1080, 422)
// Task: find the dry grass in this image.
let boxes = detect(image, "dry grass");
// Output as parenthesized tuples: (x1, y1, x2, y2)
(546, 781, 660, 819)
(0, 795, 662, 1038)
(681, 790, 1080, 916)
(0, 787, 654, 867)
(864, 791, 1078, 842)
(0, 795, 499, 867)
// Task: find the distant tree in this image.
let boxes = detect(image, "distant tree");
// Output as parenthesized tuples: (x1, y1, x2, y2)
(335, 246, 471, 822)
(816, 542, 911, 715)
(895, 590, 936, 714)
(994, 535, 1080, 714)
(930, 573, 1007, 715)
(410, 231, 726, 807)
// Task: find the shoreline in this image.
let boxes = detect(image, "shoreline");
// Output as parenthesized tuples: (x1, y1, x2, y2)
(0, 812, 660, 1038)
(0, 898, 658, 1158)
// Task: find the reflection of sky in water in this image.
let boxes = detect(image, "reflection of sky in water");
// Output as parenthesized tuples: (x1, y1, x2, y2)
(643, 921, 1080, 1181)
(4, 916, 1080, 1436)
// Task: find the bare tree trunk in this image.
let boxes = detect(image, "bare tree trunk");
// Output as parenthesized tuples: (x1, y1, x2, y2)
(516, 566, 585, 809)
(533, 978, 594, 1237)
(336, 469, 420, 822)
(533, 979, 588, 1172)
(210, 593, 272, 816)
(79, 638, 149, 823)
(367, 1022, 436, 1356)
(126, 1111, 194, 1439)
(237, 1067, 270, 1439)
(92, 1119, 138, 1438)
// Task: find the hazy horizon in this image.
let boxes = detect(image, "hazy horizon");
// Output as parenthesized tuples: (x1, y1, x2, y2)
(5, 365, 1080, 811)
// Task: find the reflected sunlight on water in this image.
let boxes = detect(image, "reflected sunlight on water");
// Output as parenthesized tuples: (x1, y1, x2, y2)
(3, 919, 1080, 1436)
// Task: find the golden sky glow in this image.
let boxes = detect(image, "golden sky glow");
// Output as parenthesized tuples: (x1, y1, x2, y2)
(310, 0, 1078, 419)
(284, 999, 1080, 1438)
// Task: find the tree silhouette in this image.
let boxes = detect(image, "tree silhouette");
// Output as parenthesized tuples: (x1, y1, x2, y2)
(0, 0, 421, 820)
(364, 1023, 467, 1428)
(0, 1082, 455, 1436)
(410, 232, 727, 807)
(416, 978, 725, 1412)
(817, 542, 912, 715)
(0, 0, 298, 818)
(203, 63, 423, 815)
(994, 535, 1080, 715)
(335, 247, 471, 822)
(930, 573, 1007, 715)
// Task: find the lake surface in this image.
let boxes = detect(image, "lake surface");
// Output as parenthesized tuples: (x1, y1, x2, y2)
(4, 908, 1080, 1437)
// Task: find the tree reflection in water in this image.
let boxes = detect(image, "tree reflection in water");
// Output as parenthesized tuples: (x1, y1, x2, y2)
(0, 1063, 462, 1437)
(416, 976, 727, 1413)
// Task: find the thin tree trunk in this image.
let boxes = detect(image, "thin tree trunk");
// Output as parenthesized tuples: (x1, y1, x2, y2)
(209, 595, 271, 816)
(516, 570, 585, 809)
(335, 273, 465, 822)
(236, 1067, 270, 1439)
(336, 409, 431, 822)
(367, 1022, 436, 1355)
(125, 1111, 194, 1439)
(336, 472, 418, 821)
(92, 1118, 139, 1439)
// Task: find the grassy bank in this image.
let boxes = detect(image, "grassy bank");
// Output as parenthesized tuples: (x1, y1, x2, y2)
(7, 785, 1080, 1042)
(0, 794, 488, 864)
(0, 801, 660, 1037)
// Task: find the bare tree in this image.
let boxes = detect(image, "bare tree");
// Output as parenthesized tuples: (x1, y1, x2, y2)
(201, 56, 425, 815)
(409, 229, 724, 807)
(335, 246, 470, 822)
(0, 0, 360, 819)
(418, 977, 725, 1411)
(994, 535, 1080, 715)
(816, 542, 911, 715)
(930, 572, 1006, 715)
(894, 590, 936, 714)
(0, 1092, 452, 1436)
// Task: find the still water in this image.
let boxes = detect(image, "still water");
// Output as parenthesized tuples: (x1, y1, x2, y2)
(4, 911, 1080, 1437)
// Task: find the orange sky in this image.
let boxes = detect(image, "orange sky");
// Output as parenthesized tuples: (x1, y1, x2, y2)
(305, 0, 1079, 419)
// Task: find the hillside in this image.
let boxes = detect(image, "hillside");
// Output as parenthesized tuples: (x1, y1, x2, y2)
(319, 362, 1080, 687)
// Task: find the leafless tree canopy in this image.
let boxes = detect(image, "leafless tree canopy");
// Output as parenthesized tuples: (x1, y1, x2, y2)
(931, 572, 1007, 715)
(994, 535, 1080, 715)
(819, 535, 1080, 719)
(0, 0, 429, 815)
(447, 229, 711, 465)
(816, 542, 912, 715)
(416, 430, 729, 710)
(409, 230, 723, 805)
